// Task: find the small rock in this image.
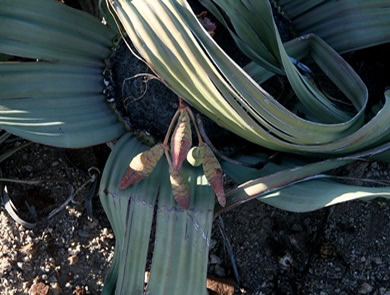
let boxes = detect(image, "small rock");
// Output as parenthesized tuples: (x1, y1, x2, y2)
(214, 265, 226, 277)
(209, 265, 215, 273)
(279, 253, 293, 270)
(52, 161, 59, 167)
(87, 219, 99, 230)
(77, 229, 89, 238)
(209, 239, 217, 250)
(68, 255, 79, 265)
(24, 165, 33, 172)
(73, 286, 87, 295)
(209, 254, 221, 265)
(374, 257, 383, 265)
(291, 224, 303, 232)
(29, 281, 49, 295)
(358, 282, 373, 294)
(49, 275, 57, 283)
(289, 233, 309, 254)
(50, 283, 63, 295)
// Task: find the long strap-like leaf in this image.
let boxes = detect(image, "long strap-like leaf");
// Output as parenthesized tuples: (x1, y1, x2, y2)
(0, 0, 114, 66)
(0, 0, 125, 147)
(219, 143, 390, 214)
(0, 62, 125, 147)
(276, 0, 390, 53)
(201, 0, 363, 122)
(99, 134, 214, 295)
(111, 0, 390, 155)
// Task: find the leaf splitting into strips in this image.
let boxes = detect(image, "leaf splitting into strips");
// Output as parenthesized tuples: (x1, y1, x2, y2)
(171, 108, 192, 171)
(201, 143, 225, 207)
(110, 0, 390, 156)
(170, 169, 191, 210)
(100, 134, 214, 294)
(119, 143, 164, 189)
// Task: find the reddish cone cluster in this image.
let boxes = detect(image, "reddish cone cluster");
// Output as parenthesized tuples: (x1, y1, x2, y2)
(119, 98, 226, 210)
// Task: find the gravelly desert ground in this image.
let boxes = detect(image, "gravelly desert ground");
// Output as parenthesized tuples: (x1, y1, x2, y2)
(1, 142, 390, 295)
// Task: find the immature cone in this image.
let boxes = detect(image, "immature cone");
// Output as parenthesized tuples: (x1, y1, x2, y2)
(186, 146, 205, 167)
(170, 170, 190, 210)
(201, 143, 226, 207)
(119, 143, 164, 189)
(171, 109, 192, 171)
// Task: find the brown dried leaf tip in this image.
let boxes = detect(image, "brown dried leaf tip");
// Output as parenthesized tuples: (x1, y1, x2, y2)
(170, 170, 191, 210)
(201, 143, 226, 207)
(119, 143, 164, 189)
(171, 108, 192, 171)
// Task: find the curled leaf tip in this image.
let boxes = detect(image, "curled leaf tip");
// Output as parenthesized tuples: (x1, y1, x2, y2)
(171, 109, 192, 171)
(119, 143, 164, 189)
(170, 170, 190, 210)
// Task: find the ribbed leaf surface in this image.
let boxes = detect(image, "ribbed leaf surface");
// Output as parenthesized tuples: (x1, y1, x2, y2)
(260, 180, 390, 213)
(201, 0, 365, 123)
(0, 0, 114, 66)
(110, 0, 390, 155)
(220, 144, 390, 214)
(99, 134, 214, 295)
(0, 0, 125, 147)
(276, 0, 390, 53)
(147, 166, 214, 295)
